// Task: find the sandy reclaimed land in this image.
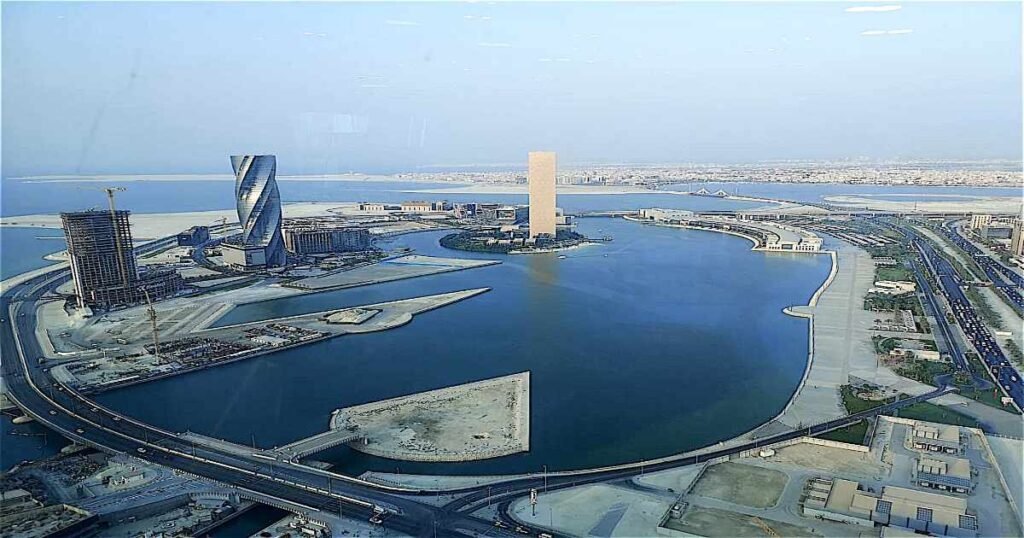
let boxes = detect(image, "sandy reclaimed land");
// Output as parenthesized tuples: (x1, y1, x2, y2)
(690, 462, 788, 509)
(332, 372, 530, 462)
(401, 183, 664, 195)
(13, 173, 433, 183)
(0, 202, 363, 239)
(286, 254, 499, 291)
(823, 194, 1022, 214)
(510, 483, 673, 537)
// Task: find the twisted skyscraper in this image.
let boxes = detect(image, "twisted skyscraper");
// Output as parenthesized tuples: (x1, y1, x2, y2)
(231, 155, 285, 267)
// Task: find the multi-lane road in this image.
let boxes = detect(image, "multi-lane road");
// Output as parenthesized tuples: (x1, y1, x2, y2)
(2, 234, 956, 537)
(902, 225, 1024, 409)
(940, 221, 1024, 312)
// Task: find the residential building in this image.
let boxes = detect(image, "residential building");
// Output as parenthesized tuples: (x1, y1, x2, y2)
(400, 201, 432, 213)
(283, 227, 371, 255)
(1011, 218, 1024, 257)
(969, 214, 992, 230)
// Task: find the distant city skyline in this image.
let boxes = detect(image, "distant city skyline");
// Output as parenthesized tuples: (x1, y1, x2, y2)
(2, 2, 1021, 177)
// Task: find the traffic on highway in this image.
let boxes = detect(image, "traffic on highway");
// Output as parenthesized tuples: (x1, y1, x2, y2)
(904, 225, 1024, 409)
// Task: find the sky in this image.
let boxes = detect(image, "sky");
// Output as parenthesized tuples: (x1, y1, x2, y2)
(2, 1, 1021, 176)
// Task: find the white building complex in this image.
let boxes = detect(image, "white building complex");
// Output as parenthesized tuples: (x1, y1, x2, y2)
(635, 209, 823, 253)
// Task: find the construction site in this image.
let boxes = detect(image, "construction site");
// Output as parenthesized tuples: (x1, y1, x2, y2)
(51, 288, 491, 393)
(509, 416, 1020, 538)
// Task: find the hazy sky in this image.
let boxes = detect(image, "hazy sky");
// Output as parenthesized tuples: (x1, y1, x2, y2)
(2, 2, 1021, 176)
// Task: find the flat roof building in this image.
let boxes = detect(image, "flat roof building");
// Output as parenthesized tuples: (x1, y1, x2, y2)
(912, 424, 963, 455)
(969, 214, 992, 230)
(916, 456, 973, 494)
(803, 478, 978, 537)
(528, 151, 557, 238)
(283, 227, 371, 255)
(177, 225, 210, 247)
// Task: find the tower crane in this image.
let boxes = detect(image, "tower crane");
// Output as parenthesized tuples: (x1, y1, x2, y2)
(141, 288, 160, 355)
(83, 186, 131, 291)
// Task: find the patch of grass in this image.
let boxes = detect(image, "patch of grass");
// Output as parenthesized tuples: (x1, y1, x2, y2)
(966, 286, 1005, 331)
(840, 385, 890, 414)
(893, 401, 982, 429)
(1006, 339, 1023, 366)
(872, 336, 902, 354)
(875, 265, 914, 282)
(817, 420, 869, 445)
(864, 293, 924, 316)
(896, 360, 954, 385)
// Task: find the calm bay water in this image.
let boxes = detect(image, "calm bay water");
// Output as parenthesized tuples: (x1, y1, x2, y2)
(662, 181, 1020, 203)
(95, 219, 830, 474)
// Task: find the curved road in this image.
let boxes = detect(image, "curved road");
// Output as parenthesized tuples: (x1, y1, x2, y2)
(2, 234, 955, 538)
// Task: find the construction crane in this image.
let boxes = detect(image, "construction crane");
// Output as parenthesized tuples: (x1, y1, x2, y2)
(141, 288, 160, 355)
(83, 186, 131, 291)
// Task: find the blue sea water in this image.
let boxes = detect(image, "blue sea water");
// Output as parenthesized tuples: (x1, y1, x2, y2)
(95, 218, 831, 474)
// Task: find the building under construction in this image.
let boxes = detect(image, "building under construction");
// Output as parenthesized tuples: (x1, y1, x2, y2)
(61, 210, 183, 310)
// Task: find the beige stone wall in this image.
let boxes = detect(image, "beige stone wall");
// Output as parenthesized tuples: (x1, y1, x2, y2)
(528, 151, 557, 238)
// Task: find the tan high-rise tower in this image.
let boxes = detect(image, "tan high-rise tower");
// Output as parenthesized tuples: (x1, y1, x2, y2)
(1011, 218, 1024, 257)
(528, 151, 557, 238)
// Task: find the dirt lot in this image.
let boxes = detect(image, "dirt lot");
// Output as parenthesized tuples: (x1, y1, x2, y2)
(663, 506, 819, 537)
(690, 462, 788, 509)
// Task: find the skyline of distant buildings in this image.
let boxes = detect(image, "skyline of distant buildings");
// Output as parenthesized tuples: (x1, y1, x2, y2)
(392, 163, 1023, 189)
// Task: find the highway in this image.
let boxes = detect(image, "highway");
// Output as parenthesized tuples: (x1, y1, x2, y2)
(940, 221, 1024, 312)
(440, 385, 957, 523)
(902, 225, 1024, 409)
(2, 233, 957, 538)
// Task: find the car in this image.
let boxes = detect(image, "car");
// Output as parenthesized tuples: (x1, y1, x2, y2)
(48, 410, 57, 416)
(515, 526, 531, 535)
(137, 447, 147, 454)
(113, 416, 121, 421)
(369, 516, 382, 525)
(76, 428, 84, 434)
(494, 520, 508, 529)
(90, 407, 99, 412)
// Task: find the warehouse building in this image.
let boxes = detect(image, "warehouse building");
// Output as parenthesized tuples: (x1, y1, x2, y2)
(803, 478, 978, 537)
(912, 424, 963, 455)
(916, 457, 973, 494)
